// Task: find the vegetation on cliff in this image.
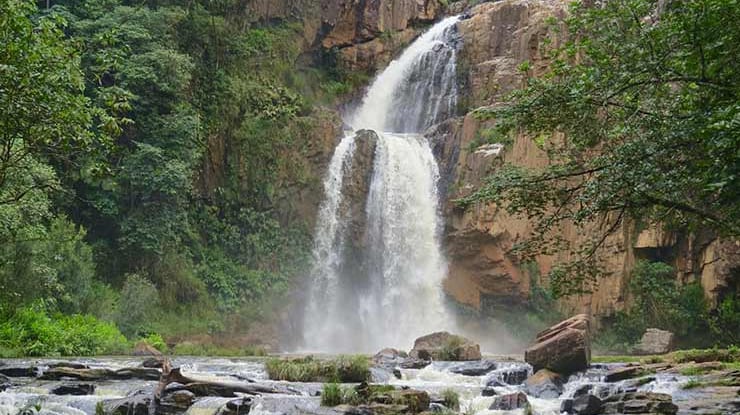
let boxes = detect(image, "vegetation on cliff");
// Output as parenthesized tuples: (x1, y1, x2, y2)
(464, 0, 739, 347)
(0, 0, 354, 356)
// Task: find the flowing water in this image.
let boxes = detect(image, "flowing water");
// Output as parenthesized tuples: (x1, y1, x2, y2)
(302, 16, 461, 354)
(0, 357, 701, 415)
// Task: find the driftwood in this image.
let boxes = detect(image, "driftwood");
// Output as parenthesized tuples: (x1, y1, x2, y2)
(154, 358, 293, 401)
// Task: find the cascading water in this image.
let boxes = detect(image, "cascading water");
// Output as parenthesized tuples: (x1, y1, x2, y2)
(303, 16, 461, 353)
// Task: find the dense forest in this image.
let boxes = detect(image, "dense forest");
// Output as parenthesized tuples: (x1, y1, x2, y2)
(0, 0, 358, 356)
(0, 0, 738, 358)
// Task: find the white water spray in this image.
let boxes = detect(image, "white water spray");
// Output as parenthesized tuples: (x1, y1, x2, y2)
(303, 16, 460, 353)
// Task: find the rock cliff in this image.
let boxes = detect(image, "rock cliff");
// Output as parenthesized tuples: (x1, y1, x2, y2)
(435, 0, 739, 321)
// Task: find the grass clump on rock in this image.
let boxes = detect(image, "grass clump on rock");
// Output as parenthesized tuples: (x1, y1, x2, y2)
(266, 355, 370, 382)
(441, 389, 460, 411)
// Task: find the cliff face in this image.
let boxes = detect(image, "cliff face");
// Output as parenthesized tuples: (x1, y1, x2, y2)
(244, 0, 443, 72)
(436, 0, 739, 320)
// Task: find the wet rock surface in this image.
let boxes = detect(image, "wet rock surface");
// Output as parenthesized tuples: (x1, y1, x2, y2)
(448, 360, 496, 376)
(51, 383, 96, 395)
(524, 368, 564, 399)
(489, 391, 530, 411)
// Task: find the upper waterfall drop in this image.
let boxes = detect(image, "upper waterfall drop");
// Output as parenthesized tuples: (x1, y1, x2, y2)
(349, 15, 460, 133)
(302, 15, 461, 353)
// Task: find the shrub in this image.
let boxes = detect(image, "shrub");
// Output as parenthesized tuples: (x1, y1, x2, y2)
(0, 305, 128, 357)
(710, 296, 740, 346)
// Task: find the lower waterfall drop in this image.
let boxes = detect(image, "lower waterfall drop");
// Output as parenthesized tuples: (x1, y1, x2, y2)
(303, 16, 460, 353)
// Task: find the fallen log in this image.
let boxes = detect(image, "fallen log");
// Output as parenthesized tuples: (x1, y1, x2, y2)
(154, 358, 295, 401)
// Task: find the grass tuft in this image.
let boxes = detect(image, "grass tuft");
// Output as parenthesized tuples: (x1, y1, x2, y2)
(266, 355, 370, 383)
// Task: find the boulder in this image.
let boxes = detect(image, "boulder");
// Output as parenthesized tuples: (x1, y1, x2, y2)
(133, 341, 163, 356)
(572, 394, 603, 415)
(387, 389, 430, 412)
(399, 358, 430, 370)
(158, 390, 196, 415)
(601, 391, 677, 414)
(604, 365, 646, 382)
(449, 360, 496, 376)
(500, 367, 529, 385)
(0, 366, 35, 377)
(634, 329, 675, 355)
(103, 391, 151, 415)
(524, 314, 591, 375)
(489, 392, 530, 411)
(142, 356, 165, 368)
(51, 383, 96, 395)
(524, 369, 564, 399)
(218, 397, 254, 415)
(481, 387, 497, 397)
(371, 347, 428, 382)
(46, 362, 88, 370)
(409, 332, 481, 361)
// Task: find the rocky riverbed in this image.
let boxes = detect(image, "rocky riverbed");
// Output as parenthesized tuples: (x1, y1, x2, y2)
(0, 353, 738, 415)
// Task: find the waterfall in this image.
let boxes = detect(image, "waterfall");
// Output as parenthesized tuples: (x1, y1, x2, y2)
(303, 16, 460, 353)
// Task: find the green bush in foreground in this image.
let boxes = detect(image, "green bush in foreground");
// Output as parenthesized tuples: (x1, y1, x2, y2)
(0, 305, 128, 357)
(266, 355, 370, 382)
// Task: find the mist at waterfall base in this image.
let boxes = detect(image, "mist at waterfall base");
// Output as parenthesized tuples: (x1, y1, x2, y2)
(297, 16, 525, 354)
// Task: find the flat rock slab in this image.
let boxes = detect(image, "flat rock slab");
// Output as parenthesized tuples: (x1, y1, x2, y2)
(51, 383, 96, 396)
(40, 367, 161, 381)
(0, 367, 36, 378)
(449, 360, 496, 376)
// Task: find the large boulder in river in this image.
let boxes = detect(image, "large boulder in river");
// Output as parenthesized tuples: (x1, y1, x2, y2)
(409, 332, 481, 361)
(525, 314, 590, 375)
(634, 328, 675, 355)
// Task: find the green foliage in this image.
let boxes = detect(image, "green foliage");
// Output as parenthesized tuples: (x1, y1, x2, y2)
(321, 383, 343, 407)
(0, 304, 127, 357)
(114, 274, 161, 338)
(462, 0, 740, 295)
(266, 356, 370, 383)
(595, 260, 713, 351)
(138, 333, 168, 353)
(709, 295, 740, 345)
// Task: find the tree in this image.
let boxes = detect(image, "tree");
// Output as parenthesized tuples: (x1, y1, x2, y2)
(462, 0, 740, 296)
(0, 0, 106, 313)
